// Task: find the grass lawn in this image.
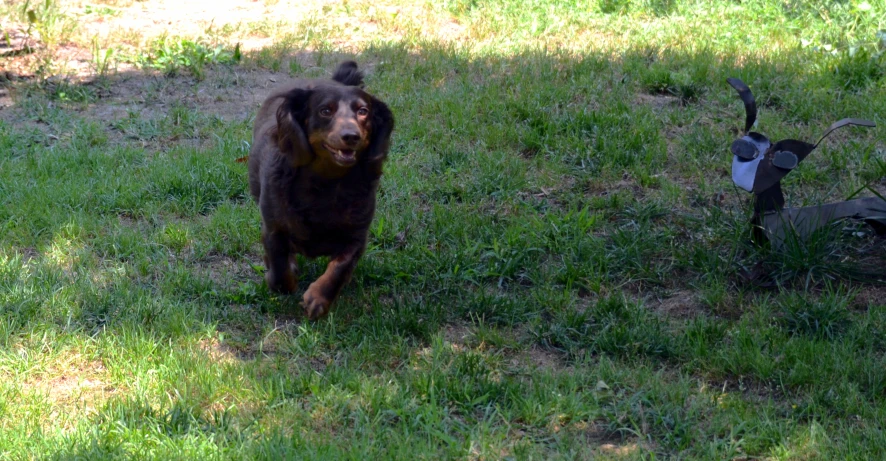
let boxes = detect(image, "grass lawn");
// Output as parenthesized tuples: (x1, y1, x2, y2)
(1, 0, 885, 459)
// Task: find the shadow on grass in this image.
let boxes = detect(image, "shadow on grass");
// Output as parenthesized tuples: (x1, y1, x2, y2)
(1, 39, 885, 458)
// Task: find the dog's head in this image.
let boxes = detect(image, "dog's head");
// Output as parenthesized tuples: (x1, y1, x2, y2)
(274, 62, 394, 173)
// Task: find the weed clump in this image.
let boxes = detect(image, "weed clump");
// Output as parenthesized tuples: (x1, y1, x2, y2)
(134, 37, 241, 79)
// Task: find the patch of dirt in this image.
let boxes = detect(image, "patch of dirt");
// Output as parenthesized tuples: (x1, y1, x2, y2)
(199, 253, 263, 286)
(75, 0, 336, 48)
(22, 355, 119, 430)
(0, 27, 35, 109)
(583, 173, 650, 202)
(247, 318, 305, 356)
(569, 420, 654, 455)
(598, 441, 650, 457)
(93, 66, 292, 122)
(0, 83, 13, 110)
(515, 175, 577, 212)
(3, 246, 39, 263)
(504, 326, 573, 372)
(0, 27, 31, 56)
(0, 51, 376, 149)
(695, 372, 791, 413)
(198, 337, 243, 365)
(3, 0, 467, 83)
(648, 289, 707, 319)
(0, 64, 303, 154)
(2, 0, 449, 132)
(442, 322, 472, 346)
(226, 319, 335, 375)
(438, 323, 572, 373)
(852, 285, 886, 310)
(519, 345, 569, 371)
(38, 361, 108, 400)
(635, 92, 681, 109)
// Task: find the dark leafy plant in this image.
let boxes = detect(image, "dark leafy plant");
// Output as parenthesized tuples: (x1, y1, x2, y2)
(134, 37, 241, 79)
(775, 288, 852, 341)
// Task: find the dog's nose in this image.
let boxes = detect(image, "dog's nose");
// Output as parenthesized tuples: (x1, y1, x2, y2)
(341, 131, 361, 145)
(341, 131, 360, 144)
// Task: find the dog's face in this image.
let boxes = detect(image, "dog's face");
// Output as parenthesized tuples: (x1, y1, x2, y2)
(304, 87, 372, 167)
(275, 84, 393, 172)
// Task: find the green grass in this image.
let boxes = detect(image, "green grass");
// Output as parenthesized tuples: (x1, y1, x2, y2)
(1, 0, 885, 459)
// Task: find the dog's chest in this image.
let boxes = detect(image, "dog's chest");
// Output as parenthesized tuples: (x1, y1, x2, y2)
(288, 174, 377, 233)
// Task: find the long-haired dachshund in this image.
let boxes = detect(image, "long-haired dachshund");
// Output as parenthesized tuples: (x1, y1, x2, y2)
(248, 61, 394, 319)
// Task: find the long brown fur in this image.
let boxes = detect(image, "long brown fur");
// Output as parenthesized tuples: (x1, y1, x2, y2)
(248, 61, 394, 319)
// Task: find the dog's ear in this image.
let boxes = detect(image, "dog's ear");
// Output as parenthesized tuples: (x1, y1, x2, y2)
(365, 97, 394, 164)
(275, 88, 313, 166)
(332, 61, 364, 87)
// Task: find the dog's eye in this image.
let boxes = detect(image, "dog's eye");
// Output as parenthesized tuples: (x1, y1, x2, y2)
(356, 107, 369, 116)
(320, 108, 334, 117)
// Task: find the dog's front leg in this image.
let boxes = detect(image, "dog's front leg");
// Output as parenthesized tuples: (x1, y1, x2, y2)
(303, 244, 364, 319)
(262, 225, 297, 294)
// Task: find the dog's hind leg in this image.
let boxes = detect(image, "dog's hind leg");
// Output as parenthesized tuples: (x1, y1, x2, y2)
(262, 225, 297, 294)
(302, 244, 364, 319)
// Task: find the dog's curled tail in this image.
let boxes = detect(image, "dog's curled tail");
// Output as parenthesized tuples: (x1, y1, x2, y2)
(332, 61, 364, 87)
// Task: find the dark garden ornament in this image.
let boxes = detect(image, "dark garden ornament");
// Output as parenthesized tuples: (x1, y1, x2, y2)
(726, 77, 884, 247)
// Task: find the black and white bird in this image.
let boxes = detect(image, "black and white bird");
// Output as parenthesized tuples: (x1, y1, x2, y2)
(726, 78, 882, 246)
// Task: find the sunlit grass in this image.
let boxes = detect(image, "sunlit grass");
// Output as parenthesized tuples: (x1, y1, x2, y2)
(0, 0, 885, 459)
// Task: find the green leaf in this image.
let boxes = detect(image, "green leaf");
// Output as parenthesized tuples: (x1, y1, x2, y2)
(233, 42, 242, 62)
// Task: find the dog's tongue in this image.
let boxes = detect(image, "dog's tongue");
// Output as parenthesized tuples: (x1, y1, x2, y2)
(339, 149, 355, 158)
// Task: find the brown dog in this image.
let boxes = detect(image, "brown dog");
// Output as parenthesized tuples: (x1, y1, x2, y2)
(248, 61, 394, 319)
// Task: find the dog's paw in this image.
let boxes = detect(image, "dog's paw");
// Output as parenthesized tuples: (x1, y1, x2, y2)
(302, 285, 331, 320)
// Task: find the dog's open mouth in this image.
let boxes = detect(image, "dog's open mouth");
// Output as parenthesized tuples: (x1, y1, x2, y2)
(324, 144, 357, 166)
